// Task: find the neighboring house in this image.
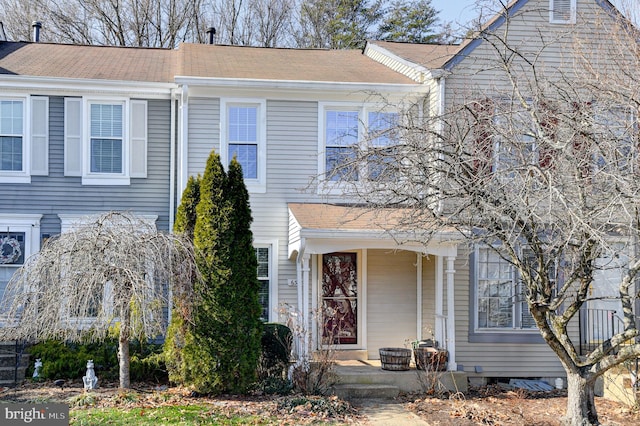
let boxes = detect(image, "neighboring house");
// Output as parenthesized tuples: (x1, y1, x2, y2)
(0, 42, 177, 320)
(0, 0, 632, 384)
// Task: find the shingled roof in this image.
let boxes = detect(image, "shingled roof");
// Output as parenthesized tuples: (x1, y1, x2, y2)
(0, 40, 417, 85)
(369, 40, 463, 70)
(0, 41, 176, 82)
(176, 43, 417, 84)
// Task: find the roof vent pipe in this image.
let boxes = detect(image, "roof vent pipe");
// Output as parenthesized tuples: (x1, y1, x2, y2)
(206, 27, 216, 44)
(32, 21, 42, 42)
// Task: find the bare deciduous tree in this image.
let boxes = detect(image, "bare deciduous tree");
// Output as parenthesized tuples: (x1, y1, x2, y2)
(0, 212, 198, 389)
(343, 4, 640, 426)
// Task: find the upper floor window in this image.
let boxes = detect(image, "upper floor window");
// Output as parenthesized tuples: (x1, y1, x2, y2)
(64, 97, 147, 186)
(550, 0, 576, 24)
(90, 103, 124, 174)
(0, 96, 49, 184)
(221, 99, 266, 193)
(0, 100, 23, 172)
(320, 104, 399, 186)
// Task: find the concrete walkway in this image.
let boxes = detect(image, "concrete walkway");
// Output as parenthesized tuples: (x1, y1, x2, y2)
(354, 398, 429, 425)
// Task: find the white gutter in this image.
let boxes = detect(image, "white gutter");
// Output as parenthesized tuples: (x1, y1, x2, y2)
(0, 75, 175, 98)
(174, 76, 425, 94)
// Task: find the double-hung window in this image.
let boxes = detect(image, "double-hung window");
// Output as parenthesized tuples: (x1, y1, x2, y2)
(325, 109, 360, 181)
(64, 97, 147, 186)
(475, 247, 536, 331)
(221, 99, 266, 193)
(593, 106, 637, 174)
(493, 101, 538, 177)
(320, 104, 399, 187)
(0, 96, 48, 183)
(367, 111, 399, 181)
(90, 103, 123, 174)
(0, 100, 24, 173)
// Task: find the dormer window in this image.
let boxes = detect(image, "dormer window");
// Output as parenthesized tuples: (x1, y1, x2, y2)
(550, 0, 576, 24)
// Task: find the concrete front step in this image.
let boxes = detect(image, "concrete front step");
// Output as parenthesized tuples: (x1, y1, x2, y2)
(334, 361, 468, 394)
(332, 383, 400, 400)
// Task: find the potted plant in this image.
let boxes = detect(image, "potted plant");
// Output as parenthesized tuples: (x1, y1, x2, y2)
(411, 339, 448, 371)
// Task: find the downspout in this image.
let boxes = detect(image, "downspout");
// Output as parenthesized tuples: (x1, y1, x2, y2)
(169, 89, 177, 232)
(436, 75, 446, 214)
(176, 85, 189, 203)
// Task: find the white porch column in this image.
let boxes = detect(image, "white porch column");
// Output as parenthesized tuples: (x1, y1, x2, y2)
(416, 253, 423, 340)
(446, 256, 457, 371)
(435, 256, 444, 347)
(301, 253, 311, 361)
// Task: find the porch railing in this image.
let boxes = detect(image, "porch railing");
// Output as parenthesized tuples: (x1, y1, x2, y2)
(579, 308, 625, 356)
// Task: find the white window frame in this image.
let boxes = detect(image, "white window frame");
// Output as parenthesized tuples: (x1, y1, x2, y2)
(220, 98, 267, 194)
(0, 96, 47, 184)
(255, 240, 278, 322)
(0, 214, 42, 267)
(474, 246, 538, 333)
(318, 103, 399, 193)
(82, 98, 130, 186)
(550, 0, 576, 24)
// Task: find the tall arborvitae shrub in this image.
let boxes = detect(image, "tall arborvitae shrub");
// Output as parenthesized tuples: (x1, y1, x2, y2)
(166, 152, 262, 394)
(189, 151, 231, 393)
(222, 158, 262, 393)
(164, 175, 200, 384)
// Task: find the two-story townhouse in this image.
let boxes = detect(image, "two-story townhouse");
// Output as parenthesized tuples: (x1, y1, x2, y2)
(360, 0, 637, 382)
(1, 0, 634, 387)
(0, 41, 178, 322)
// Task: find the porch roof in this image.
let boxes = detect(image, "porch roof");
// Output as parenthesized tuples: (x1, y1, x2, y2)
(287, 203, 460, 259)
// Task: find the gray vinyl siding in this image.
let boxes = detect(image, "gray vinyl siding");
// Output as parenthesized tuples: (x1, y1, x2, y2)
(187, 98, 321, 313)
(438, 0, 617, 376)
(0, 96, 172, 234)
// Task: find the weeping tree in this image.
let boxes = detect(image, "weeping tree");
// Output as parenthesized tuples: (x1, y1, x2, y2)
(344, 3, 640, 425)
(0, 211, 198, 389)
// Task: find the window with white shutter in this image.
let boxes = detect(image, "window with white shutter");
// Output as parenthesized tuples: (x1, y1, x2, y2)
(63, 97, 147, 185)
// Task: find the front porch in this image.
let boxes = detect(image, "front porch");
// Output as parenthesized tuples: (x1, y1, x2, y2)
(331, 359, 468, 400)
(287, 203, 463, 372)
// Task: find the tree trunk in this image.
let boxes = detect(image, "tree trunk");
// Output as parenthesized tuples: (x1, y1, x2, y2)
(564, 371, 598, 426)
(118, 314, 131, 389)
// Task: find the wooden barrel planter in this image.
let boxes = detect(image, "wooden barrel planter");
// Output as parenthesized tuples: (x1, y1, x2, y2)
(379, 347, 411, 371)
(414, 347, 448, 371)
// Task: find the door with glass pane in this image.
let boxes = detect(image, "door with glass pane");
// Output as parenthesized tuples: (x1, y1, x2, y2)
(321, 252, 358, 345)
